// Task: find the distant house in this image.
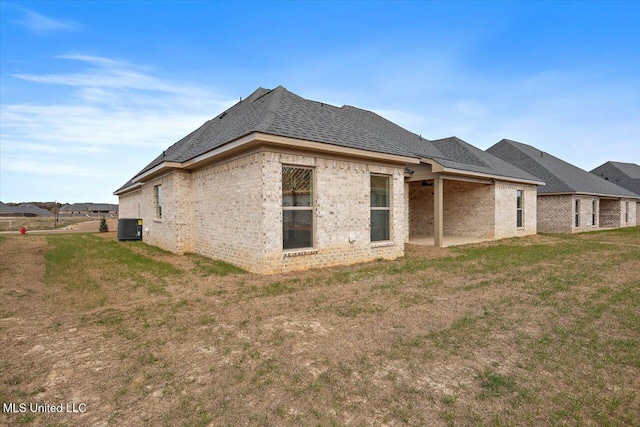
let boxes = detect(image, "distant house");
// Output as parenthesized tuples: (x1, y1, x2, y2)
(487, 140, 638, 233)
(60, 203, 119, 217)
(0, 202, 53, 217)
(115, 86, 541, 274)
(591, 161, 640, 224)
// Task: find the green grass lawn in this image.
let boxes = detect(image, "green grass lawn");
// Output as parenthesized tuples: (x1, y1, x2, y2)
(0, 228, 638, 426)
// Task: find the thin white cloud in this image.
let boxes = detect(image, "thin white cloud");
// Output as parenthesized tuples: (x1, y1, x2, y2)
(0, 53, 237, 200)
(3, 158, 99, 177)
(12, 54, 226, 100)
(369, 64, 640, 170)
(56, 54, 137, 68)
(14, 7, 82, 35)
(3, 54, 236, 147)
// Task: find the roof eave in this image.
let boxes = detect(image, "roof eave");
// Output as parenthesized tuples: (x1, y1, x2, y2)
(539, 191, 640, 200)
(419, 158, 545, 186)
(256, 133, 420, 165)
(113, 182, 143, 196)
(117, 131, 420, 194)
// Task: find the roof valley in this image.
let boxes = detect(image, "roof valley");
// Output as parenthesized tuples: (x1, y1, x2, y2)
(115, 85, 545, 193)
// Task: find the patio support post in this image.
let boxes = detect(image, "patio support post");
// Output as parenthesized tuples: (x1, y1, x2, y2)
(434, 177, 444, 247)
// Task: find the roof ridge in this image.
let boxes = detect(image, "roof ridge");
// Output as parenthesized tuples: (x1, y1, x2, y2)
(611, 160, 639, 167)
(251, 87, 275, 103)
(493, 140, 639, 197)
(500, 138, 550, 165)
(257, 86, 285, 133)
(432, 136, 490, 168)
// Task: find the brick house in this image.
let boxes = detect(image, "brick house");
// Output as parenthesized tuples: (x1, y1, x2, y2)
(488, 139, 639, 233)
(591, 162, 640, 225)
(59, 203, 119, 217)
(115, 86, 542, 273)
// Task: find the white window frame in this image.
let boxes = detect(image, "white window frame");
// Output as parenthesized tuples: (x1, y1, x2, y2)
(370, 174, 391, 242)
(625, 201, 629, 223)
(592, 199, 597, 226)
(154, 185, 162, 219)
(282, 165, 314, 250)
(574, 199, 580, 227)
(516, 190, 524, 228)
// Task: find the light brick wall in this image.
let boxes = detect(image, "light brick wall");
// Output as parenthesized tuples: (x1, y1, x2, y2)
(192, 153, 265, 272)
(573, 195, 599, 232)
(409, 179, 536, 239)
(442, 180, 494, 238)
(637, 202, 640, 225)
(148, 174, 182, 252)
(537, 195, 573, 233)
(118, 190, 142, 219)
(408, 182, 434, 236)
(494, 182, 537, 238)
(537, 195, 634, 233)
(404, 182, 410, 243)
(174, 170, 194, 253)
(261, 152, 406, 274)
(118, 173, 183, 252)
(410, 180, 494, 237)
(120, 150, 407, 274)
(620, 199, 637, 227)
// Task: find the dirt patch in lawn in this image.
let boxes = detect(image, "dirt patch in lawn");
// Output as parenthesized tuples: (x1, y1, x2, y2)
(1, 231, 639, 426)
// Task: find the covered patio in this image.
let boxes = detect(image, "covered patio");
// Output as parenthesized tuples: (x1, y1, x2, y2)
(406, 165, 497, 247)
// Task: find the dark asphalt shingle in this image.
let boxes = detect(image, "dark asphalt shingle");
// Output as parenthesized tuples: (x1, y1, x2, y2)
(591, 162, 640, 196)
(488, 139, 639, 198)
(116, 86, 540, 192)
(0, 202, 53, 216)
(60, 203, 118, 212)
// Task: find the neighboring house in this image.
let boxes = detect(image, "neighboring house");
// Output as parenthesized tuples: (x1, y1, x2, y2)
(591, 162, 640, 224)
(115, 86, 542, 274)
(60, 203, 119, 217)
(0, 202, 53, 217)
(487, 139, 638, 233)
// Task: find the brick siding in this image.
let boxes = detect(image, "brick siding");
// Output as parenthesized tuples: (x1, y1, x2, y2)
(537, 195, 573, 233)
(121, 150, 406, 274)
(537, 195, 636, 233)
(409, 179, 536, 239)
(494, 182, 537, 238)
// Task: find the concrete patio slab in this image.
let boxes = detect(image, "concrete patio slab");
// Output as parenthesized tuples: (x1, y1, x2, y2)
(408, 235, 492, 247)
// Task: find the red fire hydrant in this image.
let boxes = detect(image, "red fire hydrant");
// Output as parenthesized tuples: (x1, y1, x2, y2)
(20, 226, 26, 235)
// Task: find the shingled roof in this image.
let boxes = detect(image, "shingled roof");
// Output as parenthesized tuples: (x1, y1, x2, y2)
(60, 203, 118, 212)
(0, 202, 53, 216)
(116, 86, 540, 193)
(591, 162, 640, 196)
(428, 137, 541, 181)
(487, 139, 639, 198)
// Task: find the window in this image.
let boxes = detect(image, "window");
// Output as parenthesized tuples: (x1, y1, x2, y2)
(154, 185, 162, 219)
(592, 200, 597, 226)
(516, 190, 524, 228)
(282, 166, 313, 250)
(371, 175, 390, 241)
(574, 199, 580, 227)
(625, 201, 629, 223)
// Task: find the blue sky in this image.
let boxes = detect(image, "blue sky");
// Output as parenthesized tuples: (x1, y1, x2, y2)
(1, 1, 639, 203)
